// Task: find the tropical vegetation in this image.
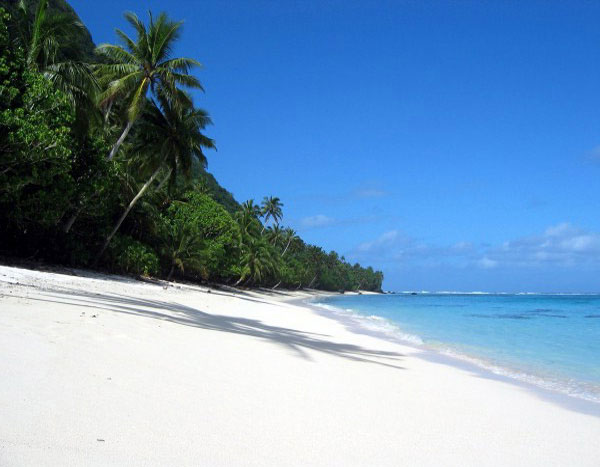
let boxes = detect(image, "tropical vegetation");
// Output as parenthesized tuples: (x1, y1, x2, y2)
(0, 1, 384, 292)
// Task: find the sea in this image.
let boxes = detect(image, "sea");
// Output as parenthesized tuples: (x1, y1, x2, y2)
(313, 293, 600, 404)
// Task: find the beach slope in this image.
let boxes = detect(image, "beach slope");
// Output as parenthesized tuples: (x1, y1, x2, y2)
(1, 265, 599, 466)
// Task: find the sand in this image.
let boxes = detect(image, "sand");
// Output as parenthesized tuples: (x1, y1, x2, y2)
(1, 264, 599, 466)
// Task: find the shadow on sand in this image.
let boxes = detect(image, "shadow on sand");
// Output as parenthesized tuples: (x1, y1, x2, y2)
(30, 288, 405, 369)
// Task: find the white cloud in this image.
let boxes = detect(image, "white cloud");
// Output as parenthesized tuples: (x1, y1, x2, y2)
(478, 257, 498, 269)
(299, 214, 335, 228)
(352, 180, 388, 199)
(354, 188, 387, 198)
(350, 223, 600, 271)
(486, 223, 600, 267)
(545, 222, 572, 237)
(451, 241, 475, 253)
(356, 230, 400, 252)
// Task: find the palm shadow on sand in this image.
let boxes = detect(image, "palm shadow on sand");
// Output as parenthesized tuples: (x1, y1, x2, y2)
(31, 288, 405, 369)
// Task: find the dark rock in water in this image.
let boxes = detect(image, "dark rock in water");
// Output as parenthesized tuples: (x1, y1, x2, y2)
(411, 292, 418, 295)
(585, 314, 600, 318)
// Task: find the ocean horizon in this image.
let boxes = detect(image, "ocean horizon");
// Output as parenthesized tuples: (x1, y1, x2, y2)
(314, 293, 600, 404)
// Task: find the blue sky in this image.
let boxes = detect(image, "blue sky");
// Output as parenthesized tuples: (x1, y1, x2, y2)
(71, 0, 600, 292)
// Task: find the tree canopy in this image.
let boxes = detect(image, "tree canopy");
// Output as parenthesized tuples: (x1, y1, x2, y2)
(0, 3, 384, 293)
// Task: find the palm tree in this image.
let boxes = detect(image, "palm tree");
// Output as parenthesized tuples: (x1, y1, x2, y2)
(96, 10, 203, 161)
(236, 238, 277, 286)
(94, 94, 214, 263)
(241, 199, 261, 218)
(265, 224, 284, 246)
(260, 196, 283, 233)
(281, 227, 298, 256)
(271, 227, 299, 290)
(160, 212, 207, 281)
(235, 200, 261, 242)
(63, 9, 201, 233)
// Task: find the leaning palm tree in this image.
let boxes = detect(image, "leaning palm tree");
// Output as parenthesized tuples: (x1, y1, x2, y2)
(271, 227, 299, 289)
(260, 196, 283, 233)
(94, 94, 215, 263)
(281, 227, 298, 256)
(96, 10, 203, 161)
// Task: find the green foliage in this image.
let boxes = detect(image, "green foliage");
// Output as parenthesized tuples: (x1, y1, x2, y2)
(9, 0, 99, 136)
(238, 237, 278, 285)
(274, 241, 384, 292)
(159, 191, 240, 280)
(0, 3, 385, 293)
(192, 163, 240, 214)
(107, 234, 159, 276)
(260, 195, 283, 229)
(96, 10, 203, 124)
(132, 94, 215, 183)
(0, 11, 75, 230)
(5, 0, 96, 61)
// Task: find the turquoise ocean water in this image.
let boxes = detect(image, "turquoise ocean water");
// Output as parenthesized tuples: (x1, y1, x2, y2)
(314, 293, 600, 403)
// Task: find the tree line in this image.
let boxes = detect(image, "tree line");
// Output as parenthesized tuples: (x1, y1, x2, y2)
(0, 1, 384, 292)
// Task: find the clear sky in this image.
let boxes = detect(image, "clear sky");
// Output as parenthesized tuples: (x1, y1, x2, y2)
(70, 0, 600, 292)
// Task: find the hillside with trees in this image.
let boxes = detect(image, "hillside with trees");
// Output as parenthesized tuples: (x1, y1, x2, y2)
(0, 1, 384, 292)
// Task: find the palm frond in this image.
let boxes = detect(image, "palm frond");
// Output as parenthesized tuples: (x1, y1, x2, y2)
(98, 70, 144, 104)
(115, 28, 138, 54)
(96, 44, 138, 65)
(161, 57, 202, 73)
(151, 13, 183, 63)
(127, 77, 150, 121)
(169, 71, 204, 91)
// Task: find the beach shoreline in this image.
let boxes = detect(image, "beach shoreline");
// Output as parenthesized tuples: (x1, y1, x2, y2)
(304, 296, 600, 414)
(1, 264, 600, 466)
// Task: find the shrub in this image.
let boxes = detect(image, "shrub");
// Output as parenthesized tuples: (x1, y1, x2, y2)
(108, 235, 159, 276)
(158, 191, 240, 280)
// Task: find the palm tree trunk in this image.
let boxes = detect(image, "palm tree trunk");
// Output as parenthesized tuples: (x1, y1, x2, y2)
(93, 164, 163, 265)
(308, 274, 317, 288)
(260, 214, 270, 235)
(108, 120, 133, 161)
(63, 200, 86, 233)
(155, 168, 173, 191)
(104, 100, 113, 124)
(282, 238, 292, 256)
(167, 262, 176, 281)
(234, 276, 245, 287)
(69, 165, 170, 235)
(64, 121, 140, 233)
(272, 280, 282, 290)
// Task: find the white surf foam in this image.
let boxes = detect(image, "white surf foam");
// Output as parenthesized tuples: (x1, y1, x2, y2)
(311, 300, 600, 404)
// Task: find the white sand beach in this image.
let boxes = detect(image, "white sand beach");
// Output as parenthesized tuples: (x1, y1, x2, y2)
(1, 264, 599, 466)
